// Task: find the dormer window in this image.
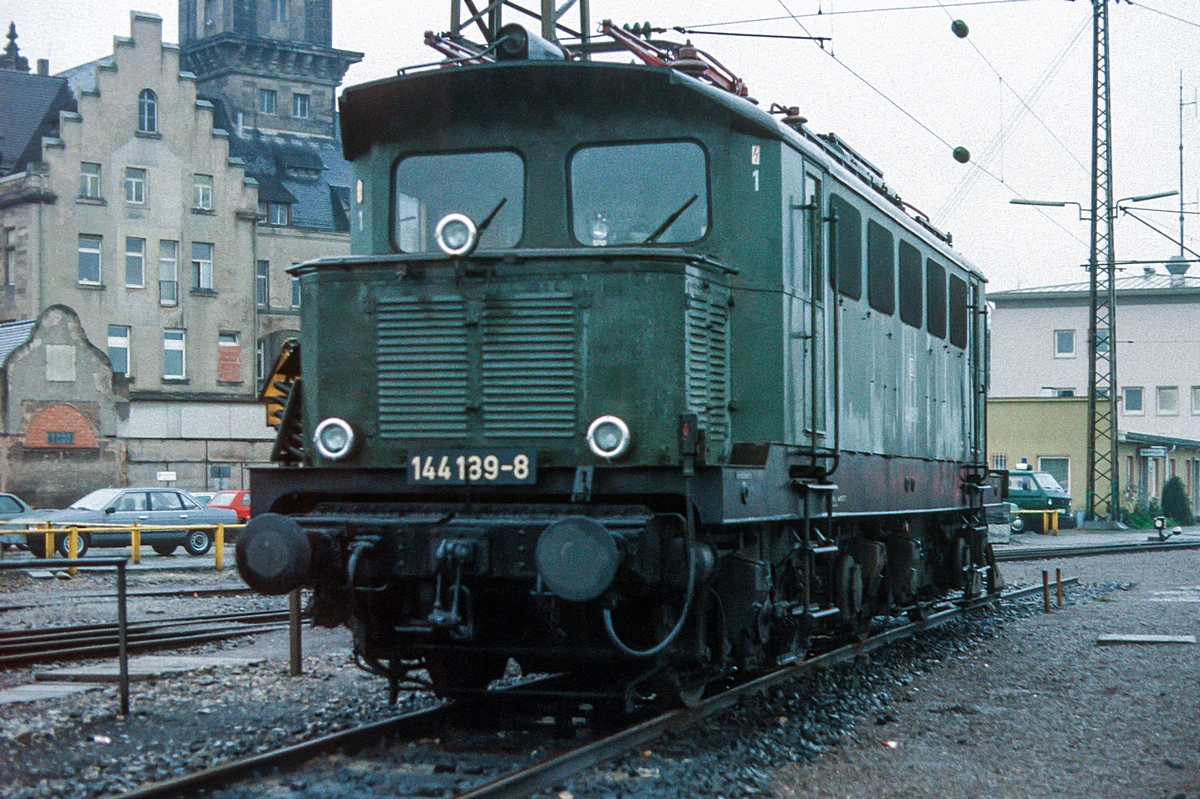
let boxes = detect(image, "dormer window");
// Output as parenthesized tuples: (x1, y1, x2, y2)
(138, 89, 158, 133)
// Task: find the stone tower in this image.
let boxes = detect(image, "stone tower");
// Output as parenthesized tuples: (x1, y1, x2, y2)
(178, 0, 362, 137)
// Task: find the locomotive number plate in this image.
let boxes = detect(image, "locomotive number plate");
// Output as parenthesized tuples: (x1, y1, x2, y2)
(407, 449, 537, 486)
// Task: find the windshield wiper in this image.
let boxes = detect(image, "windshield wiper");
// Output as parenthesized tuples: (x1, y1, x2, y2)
(476, 197, 508, 235)
(642, 194, 699, 245)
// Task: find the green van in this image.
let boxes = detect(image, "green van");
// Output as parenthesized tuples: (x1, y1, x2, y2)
(1007, 466, 1073, 532)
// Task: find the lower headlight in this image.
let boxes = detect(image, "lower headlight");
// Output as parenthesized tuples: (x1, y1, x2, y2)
(586, 415, 631, 460)
(313, 417, 356, 460)
(434, 213, 478, 256)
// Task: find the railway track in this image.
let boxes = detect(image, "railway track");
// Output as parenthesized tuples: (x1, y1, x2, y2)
(0, 609, 297, 667)
(109, 581, 1064, 799)
(995, 537, 1200, 562)
(0, 587, 255, 613)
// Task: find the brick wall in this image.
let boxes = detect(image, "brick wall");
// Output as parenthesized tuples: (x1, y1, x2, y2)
(217, 341, 242, 383)
(24, 404, 97, 449)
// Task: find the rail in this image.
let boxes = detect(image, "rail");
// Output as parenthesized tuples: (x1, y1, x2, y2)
(0, 557, 131, 715)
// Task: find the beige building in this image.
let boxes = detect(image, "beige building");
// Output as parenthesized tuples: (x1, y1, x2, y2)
(0, 9, 358, 494)
(989, 266, 1200, 513)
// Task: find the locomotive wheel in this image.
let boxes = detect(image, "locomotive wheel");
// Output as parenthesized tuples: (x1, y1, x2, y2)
(835, 555, 864, 626)
(424, 654, 506, 698)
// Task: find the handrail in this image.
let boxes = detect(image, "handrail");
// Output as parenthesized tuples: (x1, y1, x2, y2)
(10, 521, 246, 570)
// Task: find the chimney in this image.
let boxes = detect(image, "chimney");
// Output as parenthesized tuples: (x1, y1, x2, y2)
(36, 58, 47, 75)
(1165, 254, 1189, 287)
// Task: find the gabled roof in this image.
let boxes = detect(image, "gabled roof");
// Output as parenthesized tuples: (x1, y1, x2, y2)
(0, 69, 73, 176)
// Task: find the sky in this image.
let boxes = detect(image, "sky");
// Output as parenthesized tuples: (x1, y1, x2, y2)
(7, 0, 1200, 291)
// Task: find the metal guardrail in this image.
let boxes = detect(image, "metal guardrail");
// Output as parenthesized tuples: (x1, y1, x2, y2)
(0, 557, 131, 715)
(1012, 508, 1064, 534)
(9, 522, 246, 572)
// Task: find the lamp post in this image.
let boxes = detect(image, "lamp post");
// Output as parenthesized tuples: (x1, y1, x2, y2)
(1010, 190, 1176, 524)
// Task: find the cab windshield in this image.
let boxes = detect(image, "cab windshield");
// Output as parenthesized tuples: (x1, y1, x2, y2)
(1035, 472, 1065, 492)
(394, 151, 524, 252)
(570, 141, 708, 247)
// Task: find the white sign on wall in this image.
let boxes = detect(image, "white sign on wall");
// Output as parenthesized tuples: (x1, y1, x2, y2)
(156, 471, 177, 482)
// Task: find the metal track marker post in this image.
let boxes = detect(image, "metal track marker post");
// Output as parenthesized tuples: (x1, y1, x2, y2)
(289, 588, 302, 676)
(1042, 570, 1051, 613)
(1056, 568, 1064, 607)
(117, 560, 129, 716)
(215, 525, 224, 572)
(67, 527, 78, 577)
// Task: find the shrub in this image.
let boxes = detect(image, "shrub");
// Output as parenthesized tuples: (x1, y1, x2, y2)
(1122, 497, 1162, 529)
(1161, 476, 1194, 526)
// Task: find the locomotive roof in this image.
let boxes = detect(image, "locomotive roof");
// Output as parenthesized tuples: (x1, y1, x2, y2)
(340, 60, 984, 282)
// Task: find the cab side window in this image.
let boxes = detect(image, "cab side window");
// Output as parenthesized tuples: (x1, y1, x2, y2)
(150, 491, 184, 511)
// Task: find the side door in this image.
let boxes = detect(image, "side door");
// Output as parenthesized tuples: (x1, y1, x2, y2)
(99, 491, 148, 546)
(147, 490, 189, 536)
(787, 171, 826, 449)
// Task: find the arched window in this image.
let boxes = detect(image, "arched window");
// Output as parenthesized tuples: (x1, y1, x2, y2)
(138, 89, 158, 133)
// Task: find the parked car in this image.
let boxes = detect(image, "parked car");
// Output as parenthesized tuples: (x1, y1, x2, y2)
(1007, 466, 1074, 532)
(17, 487, 239, 558)
(0, 493, 38, 548)
(192, 491, 218, 505)
(206, 490, 250, 522)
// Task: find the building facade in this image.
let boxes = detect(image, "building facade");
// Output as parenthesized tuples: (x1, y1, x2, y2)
(0, 8, 359, 499)
(989, 265, 1200, 512)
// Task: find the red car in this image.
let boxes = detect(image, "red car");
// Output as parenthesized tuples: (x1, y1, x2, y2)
(207, 490, 251, 522)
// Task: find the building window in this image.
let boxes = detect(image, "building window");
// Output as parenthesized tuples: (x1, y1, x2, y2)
(124, 237, 145, 287)
(258, 88, 276, 115)
(991, 454, 1007, 470)
(78, 234, 102, 284)
(2, 227, 14, 286)
(258, 202, 291, 226)
(124, 167, 146, 204)
(191, 242, 214, 290)
(256, 339, 266, 382)
(255, 260, 269, 306)
(292, 93, 309, 119)
(1192, 386, 1200, 415)
(1123, 386, 1144, 414)
(218, 331, 241, 382)
(137, 89, 158, 133)
(192, 174, 213, 210)
(1054, 329, 1075, 357)
(163, 328, 186, 379)
(107, 325, 130, 375)
(80, 163, 101, 198)
(159, 240, 178, 306)
(1038, 456, 1071, 495)
(271, 0, 289, 22)
(46, 432, 76, 446)
(1158, 386, 1179, 415)
(291, 275, 301, 308)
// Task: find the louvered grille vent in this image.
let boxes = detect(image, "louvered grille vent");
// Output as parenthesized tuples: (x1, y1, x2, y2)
(685, 290, 730, 443)
(482, 293, 577, 437)
(377, 297, 469, 438)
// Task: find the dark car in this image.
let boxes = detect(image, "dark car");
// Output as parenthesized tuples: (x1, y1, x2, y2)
(1007, 468, 1073, 532)
(18, 487, 238, 558)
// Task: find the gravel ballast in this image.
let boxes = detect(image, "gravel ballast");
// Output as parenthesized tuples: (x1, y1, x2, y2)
(0, 547, 1197, 798)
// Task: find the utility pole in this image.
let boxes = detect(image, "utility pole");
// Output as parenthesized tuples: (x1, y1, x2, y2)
(447, 0, 591, 52)
(1083, 0, 1120, 524)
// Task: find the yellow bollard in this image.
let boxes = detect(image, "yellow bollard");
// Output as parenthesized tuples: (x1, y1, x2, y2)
(43, 526, 54, 561)
(130, 523, 141, 565)
(1051, 510, 1059, 535)
(215, 525, 224, 572)
(67, 527, 79, 577)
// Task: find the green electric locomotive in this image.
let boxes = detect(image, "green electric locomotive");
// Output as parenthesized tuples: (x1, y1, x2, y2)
(237, 23, 1000, 707)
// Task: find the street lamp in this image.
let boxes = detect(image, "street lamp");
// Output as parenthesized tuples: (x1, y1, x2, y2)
(1010, 189, 1175, 525)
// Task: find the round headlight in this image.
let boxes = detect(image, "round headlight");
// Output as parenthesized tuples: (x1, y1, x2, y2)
(434, 213, 478, 256)
(313, 417, 355, 460)
(586, 415, 631, 460)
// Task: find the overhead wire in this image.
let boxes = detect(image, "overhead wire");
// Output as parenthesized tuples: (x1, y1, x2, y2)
(767, 0, 1089, 249)
(683, 0, 1036, 28)
(1125, 1, 1200, 31)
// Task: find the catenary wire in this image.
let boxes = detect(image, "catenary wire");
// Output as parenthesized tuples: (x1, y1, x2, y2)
(682, 0, 1036, 28)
